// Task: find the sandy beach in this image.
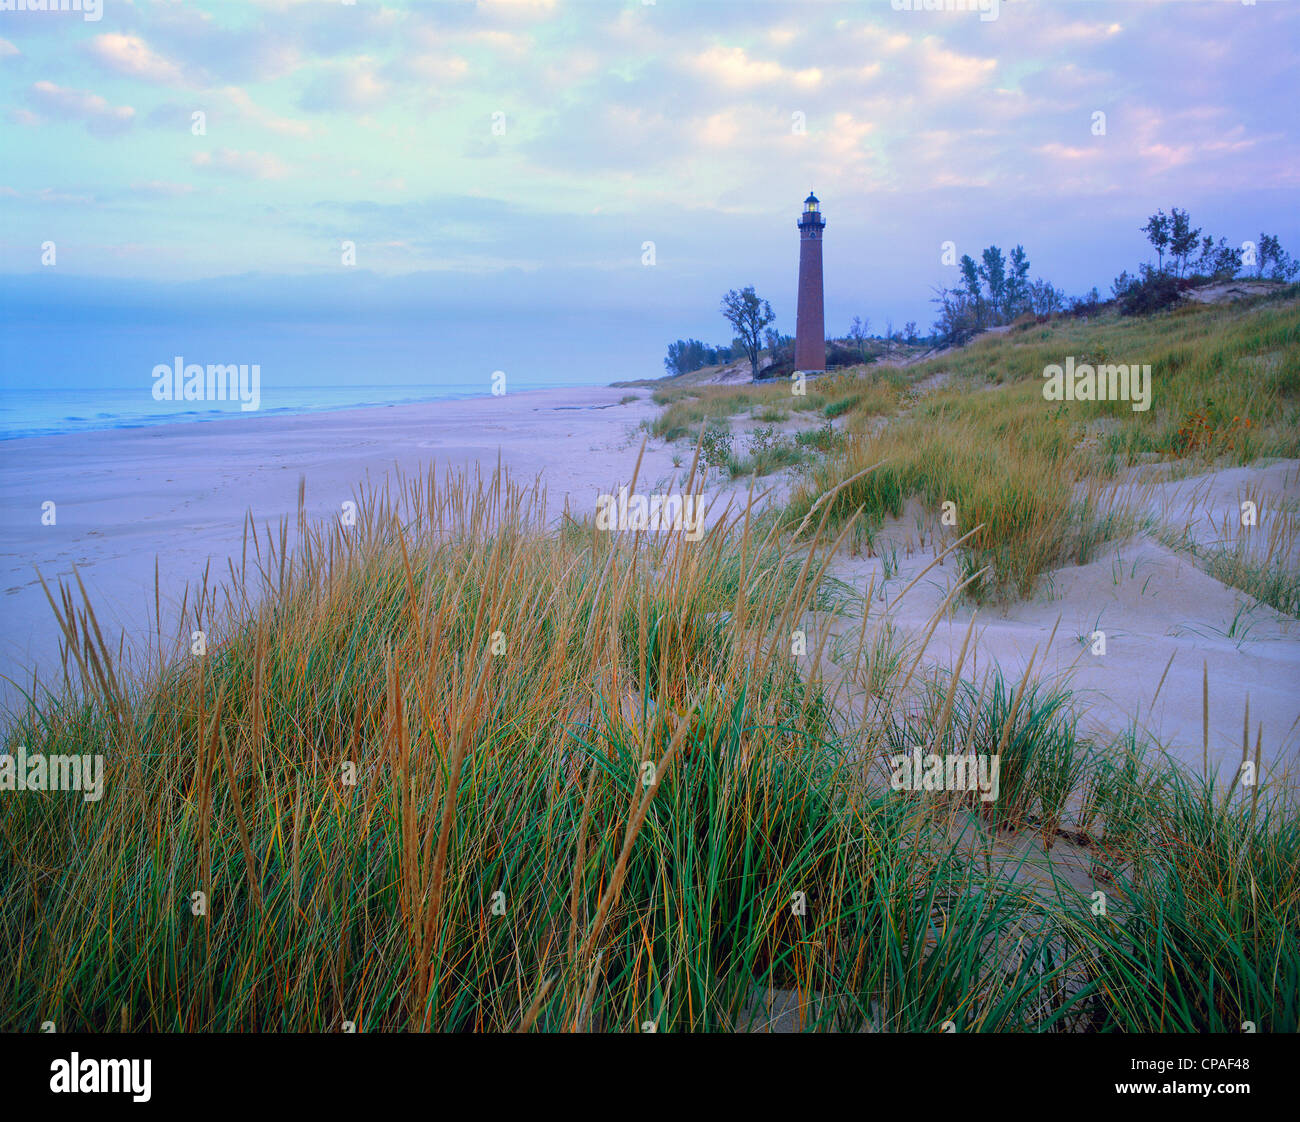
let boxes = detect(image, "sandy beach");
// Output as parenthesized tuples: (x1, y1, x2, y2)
(6, 0, 1300, 1055)
(3, 382, 1297, 780)
(0, 385, 669, 704)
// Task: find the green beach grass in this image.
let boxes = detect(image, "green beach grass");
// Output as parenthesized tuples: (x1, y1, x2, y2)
(2, 295, 1298, 1033)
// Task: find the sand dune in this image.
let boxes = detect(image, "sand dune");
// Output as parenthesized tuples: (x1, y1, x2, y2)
(0, 386, 674, 706)
(2, 387, 1296, 784)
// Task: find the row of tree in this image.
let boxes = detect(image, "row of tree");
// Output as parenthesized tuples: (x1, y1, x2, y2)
(663, 337, 746, 376)
(665, 208, 1298, 373)
(1137, 208, 1297, 282)
(1108, 208, 1300, 316)
(930, 212, 1298, 345)
(844, 316, 922, 356)
(930, 244, 1062, 344)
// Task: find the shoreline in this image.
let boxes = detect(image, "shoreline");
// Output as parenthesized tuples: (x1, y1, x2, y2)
(0, 379, 630, 443)
(0, 383, 677, 707)
(2, 382, 1297, 780)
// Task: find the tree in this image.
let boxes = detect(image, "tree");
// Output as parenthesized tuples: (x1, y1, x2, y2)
(903, 321, 918, 345)
(979, 246, 1007, 321)
(764, 329, 793, 365)
(1193, 235, 1214, 277)
(848, 315, 870, 360)
(884, 318, 895, 355)
(1030, 278, 1064, 317)
(1194, 236, 1241, 280)
(930, 285, 977, 346)
(1257, 233, 1300, 282)
(1168, 207, 1202, 278)
(1212, 240, 1242, 279)
(720, 287, 776, 382)
(958, 254, 985, 329)
(1142, 209, 1172, 273)
(664, 338, 712, 376)
(1005, 245, 1031, 319)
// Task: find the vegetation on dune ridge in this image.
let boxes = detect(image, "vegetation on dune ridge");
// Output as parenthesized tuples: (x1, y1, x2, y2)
(787, 292, 1300, 601)
(647, 292, 1300, 604)
(2, 449, 1296, 1032)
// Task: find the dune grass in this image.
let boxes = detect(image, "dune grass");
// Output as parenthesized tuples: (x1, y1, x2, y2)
(0, 464, 861, 1031)
(0, 463, 1078, 1033)
(778, 293, 1300, 602)
(1074, 731, 1299, 1032)
(1156, 488, 1300, 618)
(650, 372, 897, 443)
(1, 455, 1295, 1031)
(881, 667, 1087, 840)
(651, 383, 796, 440)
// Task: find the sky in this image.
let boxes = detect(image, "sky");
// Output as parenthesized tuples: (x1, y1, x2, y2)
(0, 0, 1297, 389)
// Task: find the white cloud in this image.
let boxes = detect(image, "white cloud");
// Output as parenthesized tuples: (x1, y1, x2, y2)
(690, 45, 822, 90)
(220, 87, 313, 137)
(23, 81, 135, 134)
(915, 39, 997, 96)
(88, 33, 187, 86)
(191, 147, 290, 180)
(400, 54, 471, 84)
(298, 58, 389, 112)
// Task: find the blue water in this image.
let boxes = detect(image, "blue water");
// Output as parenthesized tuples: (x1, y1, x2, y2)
(0, 383, 497, 441)
(0, 318, 640, 440)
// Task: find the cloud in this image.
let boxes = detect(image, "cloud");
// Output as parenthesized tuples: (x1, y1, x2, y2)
(191, 148, 290, 180)
(220, 86, 313, 137)
(88, 33, 187, 86)
(21, 80, 135, 135)
(132, 180, 197, 197)
(1036, 142, 1093, 161)
(298, 58, 389, 112)
(33, 187, 98, 205)
(914, 39, 997, 96)
(391, 52, 471, 86)
(464, 30, 530, 57)
(0, 0, 1294, 331)
(140, 7, 304, 85)
(690, 45, 822, 89)
(0, 38, 20, 59)
(474, 0, 558, 21)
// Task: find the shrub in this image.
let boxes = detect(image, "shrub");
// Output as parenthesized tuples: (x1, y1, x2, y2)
(794, 420, 842, 453)
(1118, 269, 1183, 316)
(700, 424, 736, 470)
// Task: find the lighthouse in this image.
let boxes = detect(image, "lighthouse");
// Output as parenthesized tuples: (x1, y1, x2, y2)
(794, 191, 826, 373)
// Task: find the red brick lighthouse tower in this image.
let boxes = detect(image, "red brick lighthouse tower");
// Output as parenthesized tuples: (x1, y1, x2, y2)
(794, 191, 826, 372)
